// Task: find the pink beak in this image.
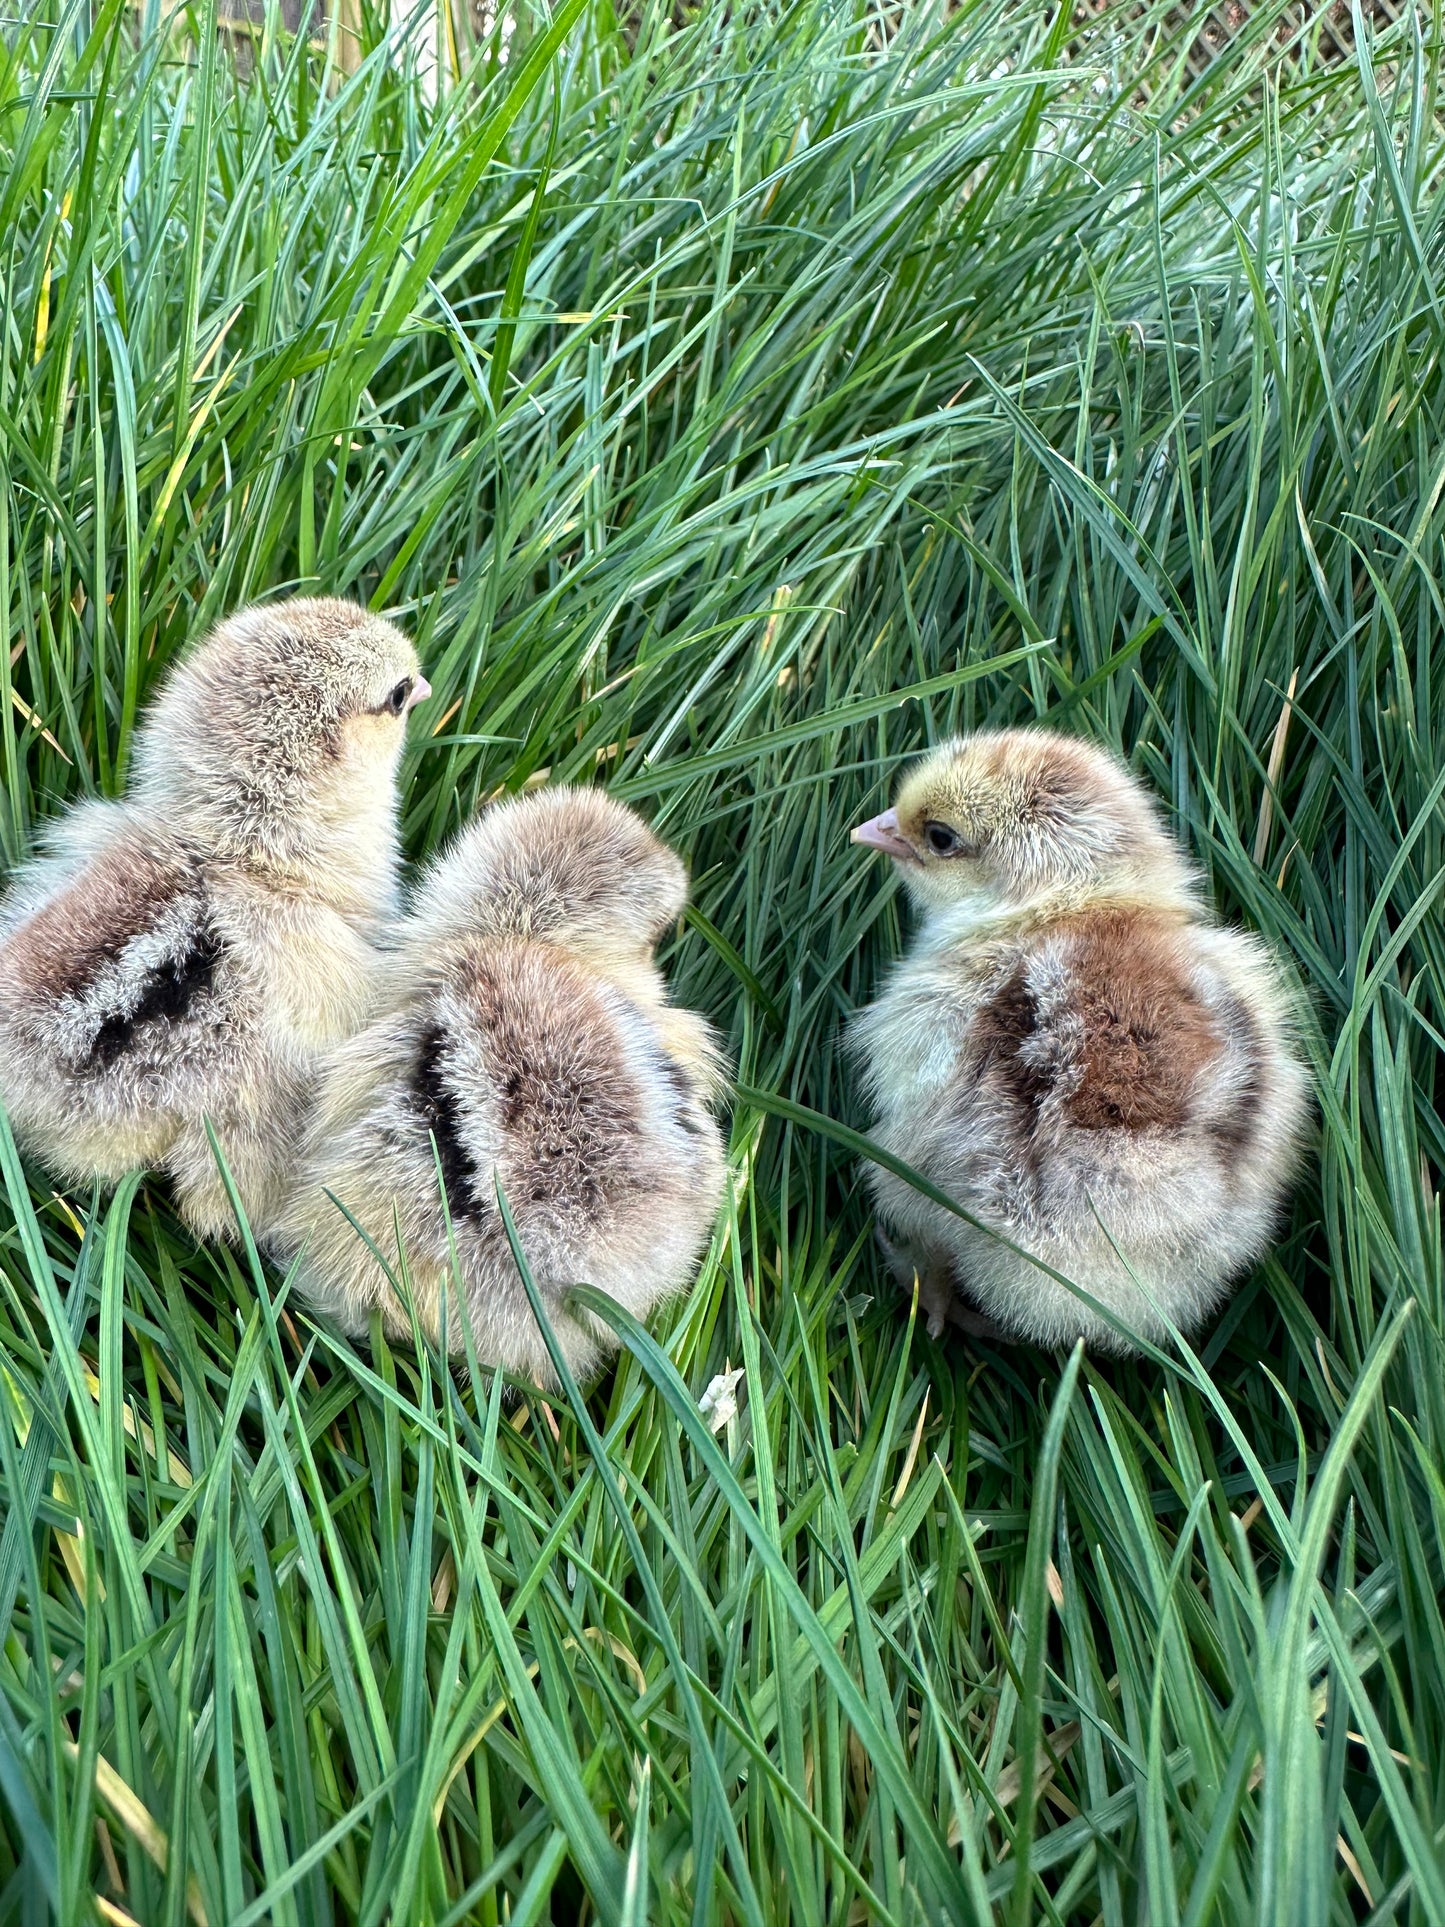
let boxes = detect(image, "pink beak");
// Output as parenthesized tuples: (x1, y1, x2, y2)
(405, 675, 432, 713)
(850, 807, 916, 861)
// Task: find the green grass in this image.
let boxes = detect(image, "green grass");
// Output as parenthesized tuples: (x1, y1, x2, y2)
(1, 0, 1443, 1919)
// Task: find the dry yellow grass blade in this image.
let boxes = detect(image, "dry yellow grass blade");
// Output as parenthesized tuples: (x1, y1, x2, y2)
(66, 1743, 208, 1927)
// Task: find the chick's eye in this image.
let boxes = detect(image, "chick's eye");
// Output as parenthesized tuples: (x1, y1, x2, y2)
(923, 821, 962, 856)
(384, 678, 413, 716)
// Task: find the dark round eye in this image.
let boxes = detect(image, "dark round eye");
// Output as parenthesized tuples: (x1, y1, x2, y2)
(923, 820, 962, 856)
(383, 677, 413, 716)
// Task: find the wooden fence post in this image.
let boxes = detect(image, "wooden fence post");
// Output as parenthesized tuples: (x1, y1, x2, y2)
(213, 1, 463, 83)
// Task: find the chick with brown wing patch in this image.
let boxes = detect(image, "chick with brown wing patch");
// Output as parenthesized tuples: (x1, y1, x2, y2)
(272, 787, 727, 1386)
(0, 598, 429, 1236)
(850, 729, 1309, 1351)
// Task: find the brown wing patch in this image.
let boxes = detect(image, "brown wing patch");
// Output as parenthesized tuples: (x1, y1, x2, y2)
(456, 942, 647, 1220)
(7, 843, 192, 1005)
(975, 911, 1222, 1134)
(1060, 912, 1221, 1132)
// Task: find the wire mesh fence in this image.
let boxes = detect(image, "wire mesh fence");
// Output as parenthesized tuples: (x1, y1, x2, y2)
(201, 0, 1424, 77)
(1069, 0, 1418, 77)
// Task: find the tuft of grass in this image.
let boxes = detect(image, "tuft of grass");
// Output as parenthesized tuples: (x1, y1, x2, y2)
(1, 0, 1444, 1920)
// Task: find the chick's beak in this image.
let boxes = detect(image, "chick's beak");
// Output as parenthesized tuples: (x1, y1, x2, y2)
(405, 675, 432, 714)
(850, 807, 917, 861)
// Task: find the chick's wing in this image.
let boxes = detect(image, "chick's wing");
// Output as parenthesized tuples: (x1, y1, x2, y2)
(0, 829, 229, 1077)
(971, 909, 1231, 1141)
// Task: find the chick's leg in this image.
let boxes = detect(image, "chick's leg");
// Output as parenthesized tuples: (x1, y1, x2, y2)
(875, 1227, 1010, 1343)
(875, 1225, 955, 1340)
(944, 1296, 1007, 1343)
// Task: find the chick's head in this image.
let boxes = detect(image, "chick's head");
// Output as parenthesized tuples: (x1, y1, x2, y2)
(852, 729, 1190, 913)
(134, 597, 428, 878)
(417, 786, 688, 963)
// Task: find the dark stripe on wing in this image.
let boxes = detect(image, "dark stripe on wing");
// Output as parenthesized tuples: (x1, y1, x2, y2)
(411, 1023, 489, 1222)
(1209, 992, 1263, 1162)
(659, 1053, 705, 1137)
(84, 926, 225, 1070)
(973, 967, 1051, 1113)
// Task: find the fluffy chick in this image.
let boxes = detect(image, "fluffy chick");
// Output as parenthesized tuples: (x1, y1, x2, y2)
(0, 598, 428, 1236)
(271, 787, 726, 1385)
(850, 729, 1309, 1351)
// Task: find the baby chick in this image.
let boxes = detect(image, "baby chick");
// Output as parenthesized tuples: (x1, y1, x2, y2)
(271, 786, 726, 1385)
(850, 729, 1309, 1352)
(0, 598, 429, 1237)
